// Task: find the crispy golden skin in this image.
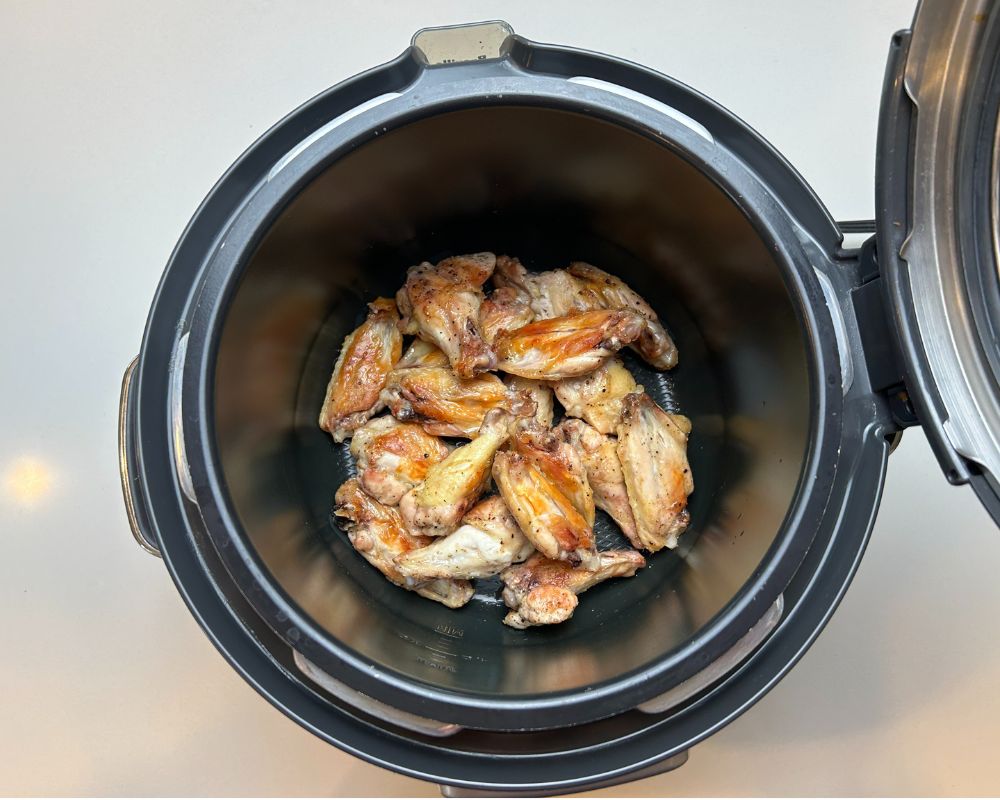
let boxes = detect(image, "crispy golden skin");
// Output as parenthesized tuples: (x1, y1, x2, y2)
(494, 309, 644, 380)
(510, 418, 595, 527)
(616, 392, 693, 551)
(479, 284, 535, 345)
(494, 257, 677, 369)
(492, 450, 597, 568)
(504, 375, 554, 427)
(396, 252, 498, 378)
(395, 339, 450, 369)
(399, 410, 513, 537)
(349, 415, 452, 506)
(551, 356, 642, 435)
(566, 262, 678, 369)
(333, 479, 473, 608)
(557, 419, 640, 549)
(318, 298, 402, 442)
(379, 366, 533, 438)
(395, 495, 534, 581)
(500, 550, 645, 628)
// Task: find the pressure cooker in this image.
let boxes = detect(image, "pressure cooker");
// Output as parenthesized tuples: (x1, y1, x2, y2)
(118, 0, 1000, 793)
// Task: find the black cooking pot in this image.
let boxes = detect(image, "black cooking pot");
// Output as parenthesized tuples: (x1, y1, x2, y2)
(119, 7, 1000, 794)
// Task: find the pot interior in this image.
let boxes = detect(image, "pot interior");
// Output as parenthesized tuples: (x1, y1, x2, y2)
(212, 105, 811, 699)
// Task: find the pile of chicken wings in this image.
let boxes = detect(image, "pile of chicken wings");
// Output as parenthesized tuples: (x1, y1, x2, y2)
(319, 253, 693, 628)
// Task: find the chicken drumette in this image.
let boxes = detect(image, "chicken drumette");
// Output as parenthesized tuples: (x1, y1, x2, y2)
(500, 550, 645, 628)
(318, 297, 402, 442)
(349, 415, 452, 506)
(396, 252, 497, 378)
(334, 479, 473, 608)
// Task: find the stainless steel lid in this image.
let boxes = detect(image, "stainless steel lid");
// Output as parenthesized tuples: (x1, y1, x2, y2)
(878, 0, 1000, 523)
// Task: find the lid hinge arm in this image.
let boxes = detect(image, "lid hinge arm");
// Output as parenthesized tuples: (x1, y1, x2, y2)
(850, 236, 920, 430)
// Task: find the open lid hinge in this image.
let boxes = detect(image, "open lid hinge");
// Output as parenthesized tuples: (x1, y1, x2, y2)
(849, 235, 920, 431)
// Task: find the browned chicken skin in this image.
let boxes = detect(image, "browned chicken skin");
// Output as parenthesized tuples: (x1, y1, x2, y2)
(326, 254, 691, 624)
(616, 392, 693, 551)
(333, 479, 473, 608)
(551, 356, 642, 435)
(492, 450, 598, 569)
(494, 257, 677, 369)
(494, 309, 645, 380)
(510, 418, 595, 526)
(395, 495, 534, 581)
(396, 252, 498, 378)
(399, 409, 514, 537)
(349, 415, 451, 506)
(479, 285, 535, 345)
(394, 339, 450, 369)
(318, 298, 402, 442)
(379, 366, 533, 438)
(566, 262, 678, 369)
(557, 418, 640, 549)
(500, 550, 645, 628)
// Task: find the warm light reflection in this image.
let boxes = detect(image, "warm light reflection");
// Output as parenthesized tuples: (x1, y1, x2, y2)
(4, 456, 54, 507)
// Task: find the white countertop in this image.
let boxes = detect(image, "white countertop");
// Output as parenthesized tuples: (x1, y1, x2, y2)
(3, 0, 999, 795)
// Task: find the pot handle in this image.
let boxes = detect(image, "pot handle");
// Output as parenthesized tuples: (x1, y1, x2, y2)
(438, 751, 688, 797)
(118, 356, 162, 557)
(411, 20, 514, 66)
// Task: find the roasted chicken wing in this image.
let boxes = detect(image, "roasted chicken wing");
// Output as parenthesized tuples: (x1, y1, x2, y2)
(333, 479, 473, 608)
(494, 309, 644, 380)
(500, 550, 645, 628)
(510, 418, 595, 526)
(396, 252, 497, 378)
(551, 356, 642, 435)
(566, 262, 678, 369)
(395, 495, 534, 581)
(504, 375, 554, 427)
(400, 409, 513, 537)
(493, 255, 584, 320)
(479, 285, 534, 345)
(349, 415, 452, 506)
(494, 257, 677, 369)
(492, 450, 598, 568)
(318, 297, 402, 441)
(557, 419, 640, 549)
(379, 366, 533, 438)
(616, 392, 693, 551)
(394, 339, 450, 369)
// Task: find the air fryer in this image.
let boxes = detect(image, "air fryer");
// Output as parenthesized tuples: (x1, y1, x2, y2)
(119, 1, 1000, 793)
